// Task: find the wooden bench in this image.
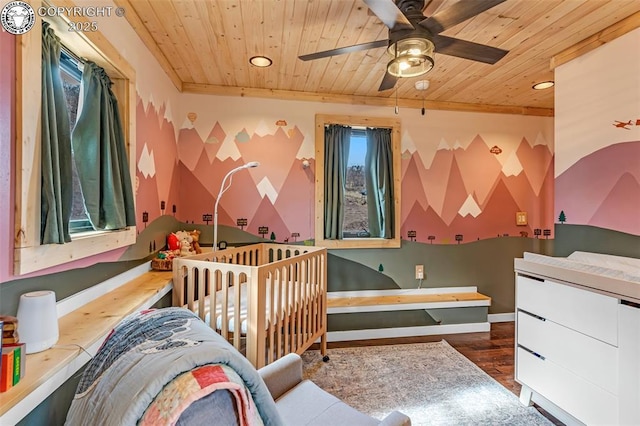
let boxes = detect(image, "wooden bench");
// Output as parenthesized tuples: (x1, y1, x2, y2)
(326, 287, 491, 341)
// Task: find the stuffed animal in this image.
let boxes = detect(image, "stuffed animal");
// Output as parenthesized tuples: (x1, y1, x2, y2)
(167, 233, 180, 251)
(189, 230, 202, 254)
(173, 230, 194, 256)
(179, 239, 192, 257)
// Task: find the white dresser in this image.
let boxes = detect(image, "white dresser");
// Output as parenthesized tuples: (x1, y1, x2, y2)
(514, 253, 640, 426)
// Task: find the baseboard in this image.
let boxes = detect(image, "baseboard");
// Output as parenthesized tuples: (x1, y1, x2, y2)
(326, 322, 490, 342)
(488, 312, 515, 323)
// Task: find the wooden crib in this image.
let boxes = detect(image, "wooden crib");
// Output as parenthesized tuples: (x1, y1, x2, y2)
(172, 243, 327, 368)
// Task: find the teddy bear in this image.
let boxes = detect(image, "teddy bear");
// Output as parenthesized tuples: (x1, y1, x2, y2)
(179, 239, 192, 257)
(189, 229, 202, 254)
(173, 230, 194, 256)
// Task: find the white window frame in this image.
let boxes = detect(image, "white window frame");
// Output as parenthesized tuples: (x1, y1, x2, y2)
(314, 114, 402, 249)
(14, 2, 137, 275)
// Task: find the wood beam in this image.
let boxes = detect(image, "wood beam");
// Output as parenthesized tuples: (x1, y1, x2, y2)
(551, 11, 640, 70)
(182, 83, 554, 117)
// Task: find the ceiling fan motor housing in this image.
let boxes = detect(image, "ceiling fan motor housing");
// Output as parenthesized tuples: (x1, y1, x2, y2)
(386, 0, 434, 78)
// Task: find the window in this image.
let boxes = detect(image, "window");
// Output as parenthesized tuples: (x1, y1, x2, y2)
(59, 48, 93, 234)
(314, 114, 401, 249)
(343, 129, 368, 238)
(14, 15, 137, 275)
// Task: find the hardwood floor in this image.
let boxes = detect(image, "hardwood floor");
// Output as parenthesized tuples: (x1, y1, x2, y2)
(320, 321, 564, 425)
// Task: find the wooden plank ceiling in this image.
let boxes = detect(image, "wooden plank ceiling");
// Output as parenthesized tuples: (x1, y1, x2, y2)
(114, 0, 640, 116)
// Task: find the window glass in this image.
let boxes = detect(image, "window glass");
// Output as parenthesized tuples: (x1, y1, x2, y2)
(60, 49, 93, 233)
(343, 129, 369, 238)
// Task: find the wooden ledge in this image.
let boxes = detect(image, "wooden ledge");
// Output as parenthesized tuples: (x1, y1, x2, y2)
(328, 292, 491, 308)
(0, 270, 173, 421)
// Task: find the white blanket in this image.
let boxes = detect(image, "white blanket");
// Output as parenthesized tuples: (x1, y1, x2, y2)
(197, 281, 317, 334)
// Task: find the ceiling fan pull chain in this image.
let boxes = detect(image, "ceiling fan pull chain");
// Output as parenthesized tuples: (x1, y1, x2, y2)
(395, 88, 399, 115)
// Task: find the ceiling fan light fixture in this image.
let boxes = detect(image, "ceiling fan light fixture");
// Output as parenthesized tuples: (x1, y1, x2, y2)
(387, 37, 435, 78)
(249, 55, 273, 67)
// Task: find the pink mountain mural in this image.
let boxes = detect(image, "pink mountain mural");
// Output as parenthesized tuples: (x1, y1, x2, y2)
(454, 135, 502, 205)
(248, 196, 290, 242)
(235, 126, 305, 194)
(174, 121, 555, 244)
(136, 171, 161, 229)
(555, 141, 640, 235)
(175, 123, 304, 238)
(401, 155, 429, 224)
(588, 173, 640, 235)
(517, 140, 553, 196)
(273, 158, 315, 241)
(400, 136, 554, 242)
(135, 97, 180, 227)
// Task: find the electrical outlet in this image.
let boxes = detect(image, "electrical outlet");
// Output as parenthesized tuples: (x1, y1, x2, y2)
(415, 265, 424, 280)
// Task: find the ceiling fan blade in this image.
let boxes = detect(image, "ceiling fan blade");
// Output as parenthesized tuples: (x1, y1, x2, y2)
(432, 34, 508, 64)
(419, 0, 506, 34)
(363, 0, 414, 31)
(299, 39, 388, 61)
(378, 71, 398, 91)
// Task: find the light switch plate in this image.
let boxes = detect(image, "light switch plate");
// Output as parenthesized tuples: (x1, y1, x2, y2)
(516, 211, 528, 226)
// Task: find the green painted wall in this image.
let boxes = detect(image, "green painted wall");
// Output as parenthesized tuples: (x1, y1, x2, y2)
(328, 237, 554, 314)
(553, 224, 640, 259)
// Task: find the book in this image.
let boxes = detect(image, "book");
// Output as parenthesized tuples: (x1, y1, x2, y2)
(4, 343, 26, 385)
(0, 347, 14, 392)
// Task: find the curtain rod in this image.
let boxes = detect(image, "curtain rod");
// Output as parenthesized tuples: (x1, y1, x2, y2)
(60, 43, 86, 65)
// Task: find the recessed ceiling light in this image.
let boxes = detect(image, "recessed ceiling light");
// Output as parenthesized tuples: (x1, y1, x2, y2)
(249, 56, 272, 67)
(414, 80, 430, 90)
(532, 81, 554, 90)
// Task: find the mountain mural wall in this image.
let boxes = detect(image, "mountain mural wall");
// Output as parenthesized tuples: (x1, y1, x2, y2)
(134, 97, 181, 231)
(554, 29, 639, 238)
(555, 141, 640, 236)
(401, 135, 554, 243)
(174, 117, 554, 244)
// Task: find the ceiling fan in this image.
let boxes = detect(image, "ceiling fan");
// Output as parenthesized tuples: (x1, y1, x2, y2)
(299, 0, 509, 91)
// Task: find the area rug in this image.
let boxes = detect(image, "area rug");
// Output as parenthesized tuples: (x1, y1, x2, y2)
(301, 340, 553, 426)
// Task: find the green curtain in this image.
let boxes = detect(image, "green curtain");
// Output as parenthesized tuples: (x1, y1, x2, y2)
(72, 61, 135, 230)
(324, 124, 351, 239)
(41, 22, 73, 244)
(365, 127, 394, 238)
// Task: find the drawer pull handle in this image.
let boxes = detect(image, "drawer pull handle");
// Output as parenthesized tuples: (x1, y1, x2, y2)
(519, 345, 546, 361)
(519, 309, 546, 321)
(517, 273, 544, 282)
(621, 300, 640, 309)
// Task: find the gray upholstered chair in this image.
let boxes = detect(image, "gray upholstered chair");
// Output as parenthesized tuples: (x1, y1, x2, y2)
(259, 353, 411, 426)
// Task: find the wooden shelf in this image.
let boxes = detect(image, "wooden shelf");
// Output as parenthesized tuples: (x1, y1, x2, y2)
(328, 292, 490, 307)
(327, 292, 491, 314)
(0, 270, 173, 422)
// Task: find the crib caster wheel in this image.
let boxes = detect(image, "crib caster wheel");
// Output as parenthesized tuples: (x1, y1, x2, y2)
(322, 355, 330, 362)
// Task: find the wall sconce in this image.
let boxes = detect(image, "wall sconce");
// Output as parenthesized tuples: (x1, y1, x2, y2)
(214, 162, 259, 250)
(302, 159, 310, 169)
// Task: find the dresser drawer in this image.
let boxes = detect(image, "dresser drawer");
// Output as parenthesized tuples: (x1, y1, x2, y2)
(517, 347, 618, 425)
(517, 310, 618, 394)
(516, 274, 618, 345)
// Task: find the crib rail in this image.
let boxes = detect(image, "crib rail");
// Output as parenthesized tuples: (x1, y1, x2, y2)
(172, 243, 327, 368)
